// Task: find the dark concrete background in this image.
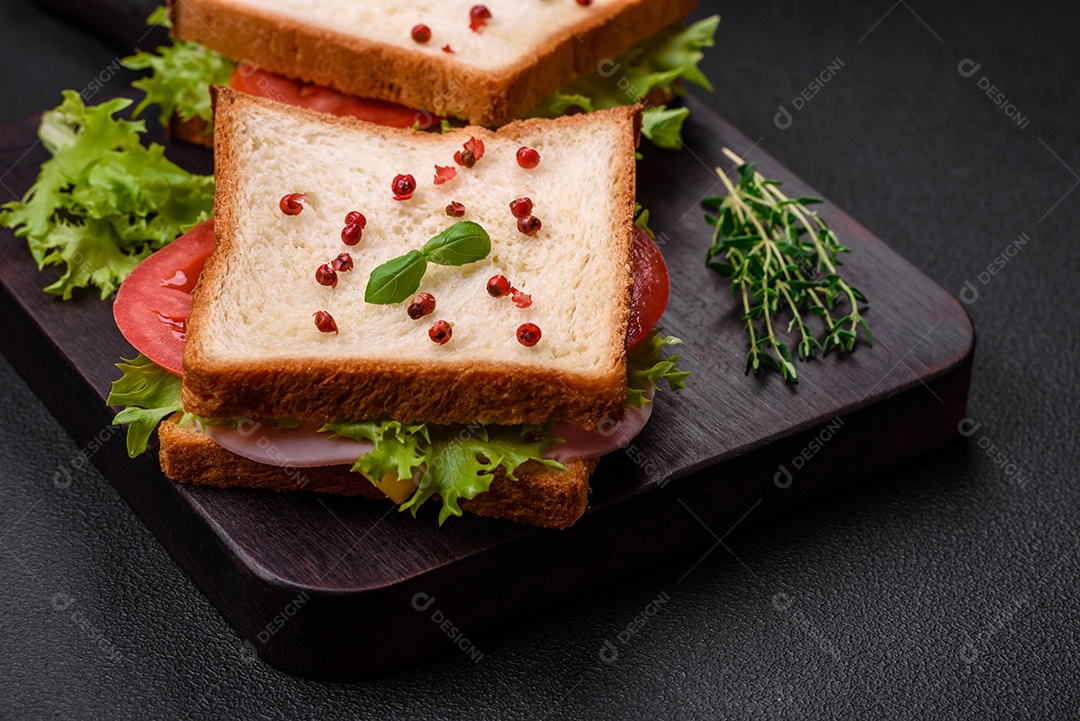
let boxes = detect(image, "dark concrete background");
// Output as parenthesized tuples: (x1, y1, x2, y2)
(2, 0, 1078, 718)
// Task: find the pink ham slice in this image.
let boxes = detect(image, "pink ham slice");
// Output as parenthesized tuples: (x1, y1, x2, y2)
(199, 389, 654, 469)
(202, 420, 373, 468)
(547, 389, 654, 465)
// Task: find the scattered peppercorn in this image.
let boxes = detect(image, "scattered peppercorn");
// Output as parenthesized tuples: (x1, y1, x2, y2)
(429, 319, 453, 344)
(408, 292, 436, 320)
(517, 215, 542, 236)
(341, 223, 363, 245)
(454, 149, 474, 168)
(487, 275, 511, 298)
(509, 197, 533, 219)
(392, 174, 417, 201)
(411, 24, 431, 43)
(315, 263, 338, 288)
(279, 193, 307, 215)
(517, 323, 541, 346)
(331, 252, 353, 272)
(454, 137, 485, 168)
(516, 147, 540, 169)
(469, 5, 491, 31)
(314, 311, 338, 334)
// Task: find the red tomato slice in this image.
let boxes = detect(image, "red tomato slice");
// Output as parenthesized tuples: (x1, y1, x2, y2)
(113, 219, 216, 376)
(229, 68, 435, 129)
(114, 221, 669, 374)
(625, 227, 670, 350)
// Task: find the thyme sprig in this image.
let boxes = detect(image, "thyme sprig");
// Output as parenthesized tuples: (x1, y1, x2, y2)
(704, 148, 871, 382)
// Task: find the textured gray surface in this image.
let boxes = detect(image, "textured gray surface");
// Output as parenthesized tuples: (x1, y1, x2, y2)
(2, 0, 1079, 718)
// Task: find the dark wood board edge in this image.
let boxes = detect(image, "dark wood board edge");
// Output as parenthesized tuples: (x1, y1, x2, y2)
(0, 94, 975, 678)
(0, 258, 973, 678)
(294, 355, 973, 680)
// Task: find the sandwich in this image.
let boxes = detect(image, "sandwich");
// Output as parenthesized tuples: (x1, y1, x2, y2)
(122, 1, 719, 150)
(107, 87, 688, 529)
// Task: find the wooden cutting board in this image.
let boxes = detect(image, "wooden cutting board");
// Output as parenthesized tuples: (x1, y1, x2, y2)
(0, 90, 973, 679)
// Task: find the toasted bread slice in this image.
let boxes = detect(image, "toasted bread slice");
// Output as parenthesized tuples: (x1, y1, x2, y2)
(182, 88, 639, 429)
(171, 0, 695, 126)
(157, 415, 594, 529)
(169, 114, 213, 148)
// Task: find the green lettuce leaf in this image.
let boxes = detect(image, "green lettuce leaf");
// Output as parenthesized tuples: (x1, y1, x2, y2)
(104, 352, 567, 523)
(640, 105, 691, 150)
(322, 421, 565, 524)
(530, 15, 719, 149)
(145, 6, 171, 28)
(107, 354, 188, 457)
(0, 91, 214, 299)
(39, 220, 146, 299)
(320, 421, 429, 482)
(626, 330, 691, 408)
(122, 7, 235, 128)
(634, 203, 655, 239)
(103, 338, 687, 519)
(405, 426, 566, 524)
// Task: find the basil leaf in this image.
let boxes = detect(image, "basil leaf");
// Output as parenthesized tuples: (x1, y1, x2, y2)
(363, 221, 491, 305)
(420, 221, 491, 267)
(364, 250, 427, 304)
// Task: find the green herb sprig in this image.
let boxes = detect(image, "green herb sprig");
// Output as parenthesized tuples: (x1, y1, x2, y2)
(704, 148, 871, 383)
(365, 221, 491, 304)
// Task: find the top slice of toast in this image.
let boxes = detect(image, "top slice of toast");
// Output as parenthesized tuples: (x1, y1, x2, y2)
(171, 0, 695, 126)
(181, 87, 639, 429)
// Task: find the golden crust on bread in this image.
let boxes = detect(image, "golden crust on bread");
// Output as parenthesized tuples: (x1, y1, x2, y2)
(182, 88, 639, 430)
(157, 414, 594, 529)
(170, 0, 695, 126)
(168, 114, 213, 148)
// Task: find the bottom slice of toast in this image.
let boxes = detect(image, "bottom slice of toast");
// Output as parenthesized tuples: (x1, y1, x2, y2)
(157, 414, 594, 529)
(169, 115, 214, 148)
